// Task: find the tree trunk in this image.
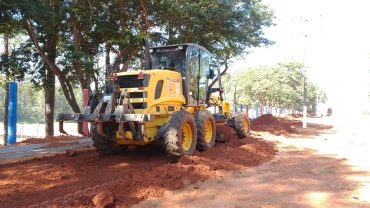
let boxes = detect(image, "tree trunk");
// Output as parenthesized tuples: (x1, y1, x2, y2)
(44, 34, 57, 137)
(24, 18, 81, 114)
(93, 51, 99, 91)
(44, 73, 55, 137)
(105, 44, 110, 77)
(121, 48, 137, 72)
(3, 35, 9, 145)
(71, 14, 88, 90)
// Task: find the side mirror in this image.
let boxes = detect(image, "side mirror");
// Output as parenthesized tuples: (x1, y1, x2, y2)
(206, 70, 215, 79)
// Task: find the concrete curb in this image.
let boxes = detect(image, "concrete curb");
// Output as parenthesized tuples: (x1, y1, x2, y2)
(0, 138, 93, 159)
(0, 143, 52, 154)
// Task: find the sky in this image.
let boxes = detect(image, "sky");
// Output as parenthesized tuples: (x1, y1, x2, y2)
(230, 0, 370, 113)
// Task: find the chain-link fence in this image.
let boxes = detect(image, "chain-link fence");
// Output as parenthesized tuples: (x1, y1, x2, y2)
(0, 82, 85, 145)
(0, 122, 81, 142)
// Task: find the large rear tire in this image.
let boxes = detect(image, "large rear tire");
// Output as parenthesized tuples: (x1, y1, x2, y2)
(234, 112, 250, 138)
(91, 122, 128, 156)
(164, 110, 197, 163)
(195, 110, 216, 152)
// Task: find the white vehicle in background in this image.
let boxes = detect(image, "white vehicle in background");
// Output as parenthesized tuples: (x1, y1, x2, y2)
(317, 102, 332, 117)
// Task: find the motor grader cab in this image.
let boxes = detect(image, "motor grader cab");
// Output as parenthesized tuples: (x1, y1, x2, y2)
(57, 43, 250, 163)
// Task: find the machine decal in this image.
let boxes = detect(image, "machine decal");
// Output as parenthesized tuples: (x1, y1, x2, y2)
(166, 77, 180, 95)
(168, 82, 173, 94)
(166, 77, 180, 83)
(175, 83, 180, 95)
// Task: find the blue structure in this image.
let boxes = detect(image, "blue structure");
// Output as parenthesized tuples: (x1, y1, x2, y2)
(8, 82, 17, 145)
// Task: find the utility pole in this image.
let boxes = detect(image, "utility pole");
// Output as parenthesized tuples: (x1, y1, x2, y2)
(302, 17, 308, 128)
(233, 81, 237, 116)
(3, 34, 9, 145)
(303, 68, 307, 128)
(316, 89, 319, 115)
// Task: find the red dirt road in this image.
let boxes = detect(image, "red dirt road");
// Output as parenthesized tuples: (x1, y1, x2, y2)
(0, 116, 278, 208)
(2, 114, 368, 208)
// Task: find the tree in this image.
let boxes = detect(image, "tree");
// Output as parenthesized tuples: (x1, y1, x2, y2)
(225, 61, 327, 111)
(1, 0, 276, 139)
(3, 0, 275, 104)
(0, 2, 27, 144)
(155, 0, 275, 87)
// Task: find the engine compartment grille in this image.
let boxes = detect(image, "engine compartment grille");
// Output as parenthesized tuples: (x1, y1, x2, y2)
(117, 74, 149, 88)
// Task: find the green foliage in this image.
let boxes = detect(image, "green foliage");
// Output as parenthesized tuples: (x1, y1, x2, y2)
(224, 61, 327, 112)
(2, 0, 275, 78)
(0, 47, 29, 81)
(1, 0, 275, 114)
(157, 0, 276, 66)
(0, 79, 82, 123)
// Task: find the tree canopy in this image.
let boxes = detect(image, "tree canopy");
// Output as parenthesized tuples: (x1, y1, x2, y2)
(224, 61, 327, 112)
(1, 0, 276, 111)
(1, 0, 328, 116)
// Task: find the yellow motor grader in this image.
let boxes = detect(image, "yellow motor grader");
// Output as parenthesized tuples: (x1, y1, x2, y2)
(57, 43, 250, 163)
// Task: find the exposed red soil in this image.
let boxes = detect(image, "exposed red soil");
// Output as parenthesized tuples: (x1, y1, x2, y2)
(251, 114, 279, 125)
(0, 122, 276, 208)
(284, 113, 318, 119)
(0, 135, 87, 148)
(251, 114, 332, 137)
(0, 115, 335, 207)
(251, 114, 298, 137)
(290, 114, 303, 118)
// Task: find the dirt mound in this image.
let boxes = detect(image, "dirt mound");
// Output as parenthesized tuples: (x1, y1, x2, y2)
(251, 114, 334, 138)
(251, 114, 297, 137)
(251, 115, 303, 137)
(251, 114, 278, 125)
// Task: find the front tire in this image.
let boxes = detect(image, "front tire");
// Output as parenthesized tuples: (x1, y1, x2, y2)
(234, 112, 250, 138)
(164, 110, 197, 163)
(195, 110, 216, 152)
(91, 122, 128, 156)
